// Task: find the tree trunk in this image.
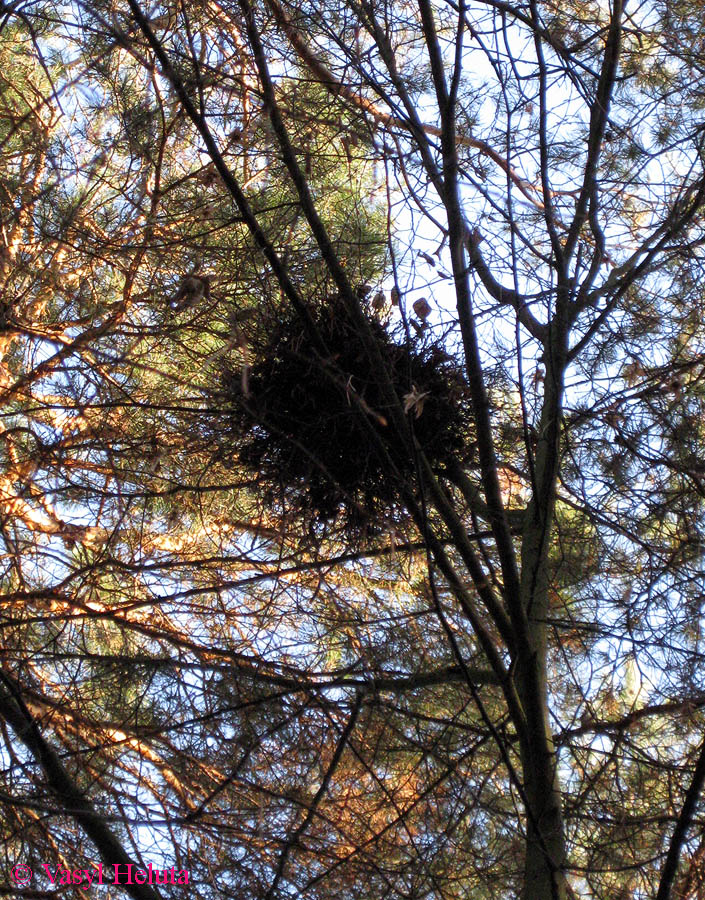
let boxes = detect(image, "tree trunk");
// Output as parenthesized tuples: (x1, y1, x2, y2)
(516, 657, 569, 900)
(517, 338, 570, 900)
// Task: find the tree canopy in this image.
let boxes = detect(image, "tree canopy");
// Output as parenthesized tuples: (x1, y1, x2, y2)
(3, 0, 705, 898)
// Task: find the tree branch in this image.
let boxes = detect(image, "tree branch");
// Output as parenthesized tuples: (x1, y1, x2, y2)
(0, 673, 163, 900)
(655, 732, 705, 900)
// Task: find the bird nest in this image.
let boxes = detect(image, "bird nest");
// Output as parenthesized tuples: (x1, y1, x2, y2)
(215, 300, 472, 540)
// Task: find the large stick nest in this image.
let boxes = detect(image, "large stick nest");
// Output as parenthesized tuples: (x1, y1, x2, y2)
(216, 300, 473, 539)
